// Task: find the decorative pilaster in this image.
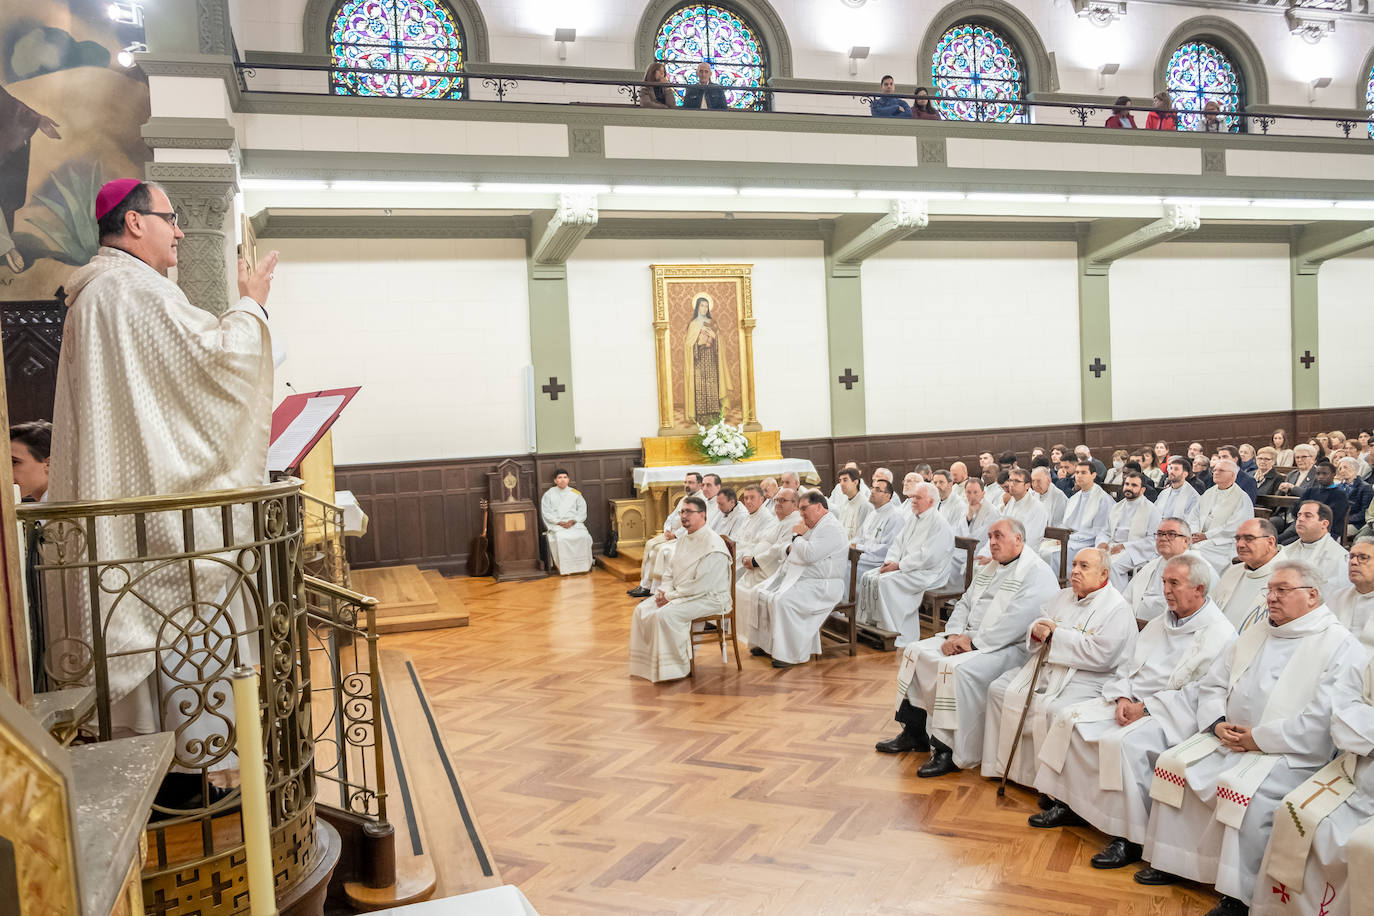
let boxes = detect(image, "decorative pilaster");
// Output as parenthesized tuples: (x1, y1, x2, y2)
(1288, 220, 1374, 410)
(146, 163, 237, 314)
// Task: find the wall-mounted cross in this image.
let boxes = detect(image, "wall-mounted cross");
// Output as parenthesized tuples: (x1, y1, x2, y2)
(541, 376, 566, 400)
(838, 368, 859, 390)
(1088, 357, 1107, 379)
(1300, 350, 1315, 369)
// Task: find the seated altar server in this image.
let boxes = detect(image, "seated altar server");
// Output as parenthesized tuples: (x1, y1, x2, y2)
(629, 496, 731, 682)
(735, 489, 800, 639)
(1042, 462, 1113, 576)
(832, 468, 872, 539)
(1137, 560, 1366, 916)
(1030, 553, 1235, 871)
(1124, 518, 1215, 623)
(855, 482, 955, 648)
(1192, 460, 1254, 572)
(1213, 518, 1283, 632)
(712, 487, 750, 540)
(540, 468, 593, 575)
(851, 478, 903, 577)
(747, 491, 849, 668)
(875, 519, 1059, 777)
(981, 547, 1138, 787)
(1329, 536, 1374, 648)
(1279, 500, 1348, 595)
(630, 471, 702, 597)
(1103, 471, 1157, 590)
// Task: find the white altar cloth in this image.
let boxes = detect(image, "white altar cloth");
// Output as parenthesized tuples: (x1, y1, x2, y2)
(632, 459, 820, 492)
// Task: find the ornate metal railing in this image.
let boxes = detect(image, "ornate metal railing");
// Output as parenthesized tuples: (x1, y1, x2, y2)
(17, 481, 318, 916)
(302, 491, 350, 588)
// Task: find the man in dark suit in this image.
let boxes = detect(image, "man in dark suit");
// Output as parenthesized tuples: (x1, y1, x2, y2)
(1074, 445, 1108, 484)
(1278, 461, 1349, 544)
(1277, 444, 1318, 495)
(1335, 456, 1373, 536)
(682, 61, 728, 110)
(1250, 446, 1284, 498)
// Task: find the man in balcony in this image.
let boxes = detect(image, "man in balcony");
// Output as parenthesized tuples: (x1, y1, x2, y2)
(682, 61, 727, 110)
(869, 75, 911, 118)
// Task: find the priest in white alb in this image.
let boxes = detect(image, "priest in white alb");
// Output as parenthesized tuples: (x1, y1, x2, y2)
(747, 491, 849, 667)
(1151, 457, 1203, 533)
(712, 486, 750, 540)
(855, 482, 955, 648)
(1213, 518, 1283, 632)
(981, 547, 1138, 787)
(639, 474, 723, 594)
(1029, 554, 1235, 871)
(1280, 500, 1349, 595)
(731, 485, 778, 571)
(934, 469, 967, 531)
(628, 495, 732, 682)
(735, 489, 799, 638)
(961, 477, 1001, 566)
(1103, 470, 1157, 590)
(993, 469, 1047, 557)
(541, 468, 592, 575)
(1031, 467, 1068, 527)
(629, 471, 703, 598)
(1137, 560, 1367, 916)
(49, 179, 279, 803)
(1329, 535, 1374, 648)
(850, 478, 902, 577)
(831, 468, 872, 539)
(828, 461, 869, 505)
(1042, 462, 1113, 577)
(1125, 518, 1215, 623)
(1191, 460, 1254, 573)
(875, 518, 1060, 777)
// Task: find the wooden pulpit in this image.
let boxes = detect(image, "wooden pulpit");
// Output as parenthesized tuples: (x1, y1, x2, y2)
(485, 459, 545, 582)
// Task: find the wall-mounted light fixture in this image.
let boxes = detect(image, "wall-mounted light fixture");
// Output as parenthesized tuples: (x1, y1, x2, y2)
(848, 46, 870, 77)
(555, 28, 576, 61)
(1096, 62, 1120, 91)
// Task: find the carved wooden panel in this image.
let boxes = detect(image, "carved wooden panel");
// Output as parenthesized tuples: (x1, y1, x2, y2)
(1, 288, 67, 426)
(0, 712, 78, 916)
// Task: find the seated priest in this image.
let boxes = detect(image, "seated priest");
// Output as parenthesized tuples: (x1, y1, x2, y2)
(981, 547, 1138, 788)
(735, 489, 800, 638)
(760, 477, 779, 512)
(1125, 518, 1215, 624)
(1280, 500, 1349, 595)
(828, 461, 869, 504)
(540, 468, 593, 575)
(962, 477, 1001, 568)
(1253, 651, 1374, 916)
(1137, 560, 1367, 916)
(779, 470, 808, 497)
(629, 471, 703, 598)
(1030, 467, 1068, 527)
(1030, 553, 1235, 870)
(1042, 461, 1114, 577)
(713, 486, 750, 540)
(1192, 460, 1255, 573)
(1153, 458, 1203, 533)
(628, 495, 731, 682)
(732, 484, 778, 570)
(746, 491, 849, 668)
(1103, 470, 1157, 591)
(934, 469, 968, 531)
(997, 469, 1048, 556)
(638, 474, 723, 595)
(832, 468, 872, 540)
(1329, 535, 1374, 647)
(875, 518, 1059, 777)
(1213, 518, 1283, 632)
(981, 465, 1003, 506)
(855, 482, 955, 648)
(851, 478, 903, 577)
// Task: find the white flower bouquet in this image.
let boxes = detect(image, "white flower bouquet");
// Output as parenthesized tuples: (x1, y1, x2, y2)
(689, 415, 757, 464)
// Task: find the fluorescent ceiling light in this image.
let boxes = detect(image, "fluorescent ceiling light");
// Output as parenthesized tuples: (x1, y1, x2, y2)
(240, 179, 330, 191)
(330, 181, 476, 193)
(475, 183, 609, 194)
(610, 185, 739, 196)
(1248, 198, 1335, 208)
(1163, 196, 1251, 207)
(1067, 195, 1163, 205)
(857, 190, 966, 200)
(739, 187, 857, 199)
(1333, 200, 1374, 209)
(966, 192, 1068, 203)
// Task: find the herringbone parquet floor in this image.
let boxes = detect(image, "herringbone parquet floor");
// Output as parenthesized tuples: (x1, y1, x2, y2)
(383, 569, 1222, 915)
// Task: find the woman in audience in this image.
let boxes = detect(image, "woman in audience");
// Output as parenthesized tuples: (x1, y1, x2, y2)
(1330, 430, 1348, 452)
(1153, 441, 1170, 468)
(911, 87, 942, 120)
(1237, 442, 1257, 473)
(1138, 449, 1163, 485)
(1104, 96, 1136, 128)
(1144, 91, 1177, 130)
(1104, 448, 1129, 485)
(1272, 429, 1294, 467)
(1048, 443, 1067, 480)
(638, 62, 676, 109)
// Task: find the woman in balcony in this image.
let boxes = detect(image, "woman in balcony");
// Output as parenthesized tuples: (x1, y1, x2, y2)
(1200, 99, 1224, 132)
(911, 87, 942, 120)
(1104, 96, 1137, 128)
(1144, 91, 1178, 130)
(638, 61, 677, 109)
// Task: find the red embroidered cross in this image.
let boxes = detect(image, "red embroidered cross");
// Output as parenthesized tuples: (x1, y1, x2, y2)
(1272, 883, 1290, 903)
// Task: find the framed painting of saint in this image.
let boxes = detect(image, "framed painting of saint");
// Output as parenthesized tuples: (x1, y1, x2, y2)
(650, 264, 760, 435)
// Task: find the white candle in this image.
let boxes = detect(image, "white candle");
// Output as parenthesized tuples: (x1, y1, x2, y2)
(232, 666, 279, 916)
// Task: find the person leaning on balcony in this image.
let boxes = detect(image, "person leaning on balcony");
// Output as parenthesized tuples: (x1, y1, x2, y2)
(870, 74, 911, 118)
(1145, 91, 1178, 130)
(912, 86, 943, 120)
(638, 61, 676, 109)
(682, 61, 728, 110)
(1201, 99, 1224, 132)
(1105, 96, 1137, 128)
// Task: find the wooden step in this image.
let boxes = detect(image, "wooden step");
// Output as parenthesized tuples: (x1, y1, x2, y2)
(351, 565, 470, 634)
(595, 550, 642, 582)
(374, 648, 503, 899)
(856, 621, 899, 652)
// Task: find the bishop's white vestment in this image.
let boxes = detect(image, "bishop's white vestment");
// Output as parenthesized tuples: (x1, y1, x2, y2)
(541, 485, 592, 574)
(856, 506, 955, 648)
(748, 512, 849, 665)
(629, 525, 731, 682)
(1193, 483, 1254, 572)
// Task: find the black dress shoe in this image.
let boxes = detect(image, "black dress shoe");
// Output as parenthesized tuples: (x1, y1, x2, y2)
(1090, 838, 1143, 869)
(1203, 897, 1249, 916)
(1027, 800, 1085, 829)
(875, 726, 930, 754)
(1133, 867, 1180, 886)
(627, 586, 651, 598)
(771, 659, 797, 668)
(1037, 792, 1055, 811)
(750, 647, 769, 657)
(917, 748, 958, 778)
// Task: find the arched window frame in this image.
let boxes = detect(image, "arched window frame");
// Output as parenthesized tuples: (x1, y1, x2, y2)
(1359, 46, 1374, 138)
(918, 1, 1055, 123)
(1155, 17, 1268, 132)
(928, 21, 1030, 123)
(324, 0, 469, 99)
(1161, 39, 1244, 133)
(304, 0, 490, 77)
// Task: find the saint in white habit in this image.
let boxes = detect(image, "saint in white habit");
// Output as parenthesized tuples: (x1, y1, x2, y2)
(628, 495, 731, 682)
(994, 470, 1048, 557)
(1030, 468, 1068, 527)
(49, 180, 279, 786)
(1279, 500, 1348, 596)
(735, 489, 800, 641)
(630, 472, 703, 597)
(856, 483, 955, 648)
(1104, 472, 1158, 591)
(1191, 461, 1255, 573)
(1213, 518, 1283, 632)
(1029, 554, 1235, 870)
(541, 469, 592, 575)
(1151, 458, 1203, 533)
(711, 488, 750, 540)
(831, 469, 872, 540)
(876, 518, 1059, 776)
(980, 547, 1138, 787)
(1329, 536, 1374, 650)
(850, 479, 903, 578)
(1253, 652, 1374, 916)
(747, 491, 849, 667)
(1137, 560, 1367, 914)
(1124, 518, 1215, 623)
(731, 485, 779, 570)
(1042, 463, 1113, 577)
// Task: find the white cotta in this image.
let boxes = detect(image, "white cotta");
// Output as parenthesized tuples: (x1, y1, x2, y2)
(1328, 584, 1374, 651)
(963, 498, 1002, 561)
(1213, 554, 1281, 633)
(629, 525, 732, 682)
(1106, 494, 1157, 591)
(49, 247, 274, 769)
(1192, 484, 1255, 572)
(541, 486, 592, 574)
(1280, 536, 1349, 598)
(856, 506, 955, 648)
(748, 511, 849, 665)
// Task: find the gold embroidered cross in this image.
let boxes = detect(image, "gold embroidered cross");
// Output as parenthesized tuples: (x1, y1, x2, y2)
(1300, 776, 1346, 809)
(939, 669, 954, 684)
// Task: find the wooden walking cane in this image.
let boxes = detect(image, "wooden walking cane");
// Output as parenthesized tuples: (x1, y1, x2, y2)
(999, 639, 1050, 798)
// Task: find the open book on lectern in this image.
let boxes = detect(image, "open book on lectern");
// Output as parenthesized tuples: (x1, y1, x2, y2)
(267, 387, 360, 473)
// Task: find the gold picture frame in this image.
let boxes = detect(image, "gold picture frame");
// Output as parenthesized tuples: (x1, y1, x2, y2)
(650, 264, 760, 435)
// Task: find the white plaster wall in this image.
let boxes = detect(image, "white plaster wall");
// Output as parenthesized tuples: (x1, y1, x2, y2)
(566, 239, 830, 451)
(861, 241, 1082, 434)
(1109, 243, 1291, 421)
(1318, 248, 1374, 409)
(266, 237, 531, 464)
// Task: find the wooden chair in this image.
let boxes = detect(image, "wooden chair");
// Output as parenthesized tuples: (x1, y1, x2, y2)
(1101, 482, 1123, 500)
(1043, 526, 1072, 587)
(689, 535, 742, 675)
(919, 537, 978, 637)
(1254, 506, 1273, 520)
(820, 546, 861, 657)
